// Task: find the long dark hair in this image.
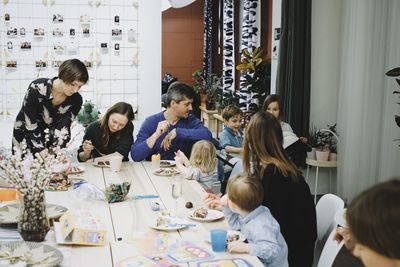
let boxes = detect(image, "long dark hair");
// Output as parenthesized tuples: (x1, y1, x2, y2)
(100, 102, 134, 149)
(243, 112, 300, 180)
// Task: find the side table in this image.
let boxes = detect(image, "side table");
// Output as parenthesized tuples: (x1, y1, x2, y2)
(199, 106, 218, 133)
(305, 158, 337, 204)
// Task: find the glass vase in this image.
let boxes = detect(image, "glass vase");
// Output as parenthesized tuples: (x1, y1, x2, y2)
(18, 188, 50, 242)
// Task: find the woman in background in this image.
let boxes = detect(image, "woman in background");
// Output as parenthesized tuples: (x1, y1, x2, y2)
(13, 58, 88, 153)
(78, 102, 134, 162)
(335, 179, 400, 267)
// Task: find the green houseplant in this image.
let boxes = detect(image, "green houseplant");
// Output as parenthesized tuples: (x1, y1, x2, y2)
(236, 47, 270, 109)
(192, 69, 221, 110)
(77, 100, 99, 127)
(385, 67, 400, 146)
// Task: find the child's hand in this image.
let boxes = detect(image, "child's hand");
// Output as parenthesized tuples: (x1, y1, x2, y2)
(220, 194, 228, 207)
(203, 193, 222, 211)
(227, 241, 250, 254)
(300, 137, 308, 144)
(174, 150, 190, 166)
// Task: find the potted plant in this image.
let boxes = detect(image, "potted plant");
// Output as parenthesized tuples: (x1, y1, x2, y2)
(192, 69, 221, 110)
(217, 90, 240, 110)
(236, 47, 271, 109)
(385, 67, 400, 146)
(77, 100, 100, 127)
(314, 124, 338, 161)
(327, 124, 338, 161)
(307, 124, 318, 160)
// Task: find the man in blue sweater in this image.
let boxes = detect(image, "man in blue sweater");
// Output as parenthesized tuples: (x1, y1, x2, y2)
(131, 83, 212, 161)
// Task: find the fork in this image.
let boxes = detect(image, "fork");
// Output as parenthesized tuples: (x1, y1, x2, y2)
(92, 145, 106, 156)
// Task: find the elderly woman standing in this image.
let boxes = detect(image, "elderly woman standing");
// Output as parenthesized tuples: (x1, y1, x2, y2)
(13, 58, 88, 153)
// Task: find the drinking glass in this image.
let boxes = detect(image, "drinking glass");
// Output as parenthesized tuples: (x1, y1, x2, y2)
(171, 175, 182, 217)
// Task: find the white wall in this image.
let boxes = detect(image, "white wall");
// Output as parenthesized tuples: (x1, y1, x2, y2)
(308, 0, 341, 194)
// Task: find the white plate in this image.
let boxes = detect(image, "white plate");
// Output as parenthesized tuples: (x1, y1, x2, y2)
(188, 209, 224, 222)
(335, 208, 348, 227)
(0, 204, 68, 224)
(152, 168, 180, 177)
(0, 241, 63, 266)
(68, 165, 85, 174)
(93, 160, 110, 168)
(149, 217, 189, 231)
(205, 230, 246, 243)
(160, 160, 176, 168)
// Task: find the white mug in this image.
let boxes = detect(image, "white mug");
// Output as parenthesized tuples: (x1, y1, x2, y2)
(108, 155, 123, 172)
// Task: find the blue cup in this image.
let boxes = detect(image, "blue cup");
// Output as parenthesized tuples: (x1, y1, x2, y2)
(210, 229, 227, 252)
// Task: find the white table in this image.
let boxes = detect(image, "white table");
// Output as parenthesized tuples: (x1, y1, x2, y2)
(1, 161, 263, 266)
(305, 158, 337, 204)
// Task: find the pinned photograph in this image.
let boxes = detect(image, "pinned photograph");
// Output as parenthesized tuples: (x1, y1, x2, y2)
(114, 15, 119, 23)
(101, 43, 107, 48)
(35, 60, 47, 68)
(6, 60, 17, 68)
(7, 41, 13, 50)
(7, 27, 17, 36)
(20, 27, 26, 35)
(128, 29, 136, 42)
(21, 41, 31, 49)
(70, 28, 75, 36)
(83, 27, 90, 35)
(53, 60, 62, 68)
(80, 15, 90, 24)
(112, 29, 122, 36)
(5, 13, 10, 22)
(53, 42, 65, 51)
(34, 28, 45, 36)
(53, 14, 63, 22)
(114, 43, 120, 51)
(84, 60, 92, 68)
(53, 28, 63, 36)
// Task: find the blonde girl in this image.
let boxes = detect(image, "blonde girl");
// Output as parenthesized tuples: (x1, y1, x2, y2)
(175, 140, 218, 191)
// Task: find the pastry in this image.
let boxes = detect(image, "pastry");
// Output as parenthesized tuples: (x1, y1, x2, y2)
(156, 216, 170, 226)
(227, 234, 240, 242)
(193, 207, 208, 218)
(185, 201, 193, 209)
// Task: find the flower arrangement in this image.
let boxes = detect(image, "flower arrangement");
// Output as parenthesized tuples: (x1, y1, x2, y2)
(0, 130, 70, 241)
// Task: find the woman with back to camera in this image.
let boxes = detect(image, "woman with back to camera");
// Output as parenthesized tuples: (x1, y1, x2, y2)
(13, 58, 88, 153)
(205, 112, 317, 267)
(78, 102, 134, 162)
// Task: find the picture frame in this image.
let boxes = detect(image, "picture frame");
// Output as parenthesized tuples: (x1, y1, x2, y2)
(53, 14, 64, 22)
(20, 41, 31, 49)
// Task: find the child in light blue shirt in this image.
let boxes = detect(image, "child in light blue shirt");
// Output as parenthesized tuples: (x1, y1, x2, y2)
(219, 174, 288, 267)
(219, 105, 243, 154)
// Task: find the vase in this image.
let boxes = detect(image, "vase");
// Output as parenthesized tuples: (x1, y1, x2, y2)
(315, 150, 330, 161)
(329, 152, 337, 161)
(306, 147, 316, 160)
(18, 188, 50, 242)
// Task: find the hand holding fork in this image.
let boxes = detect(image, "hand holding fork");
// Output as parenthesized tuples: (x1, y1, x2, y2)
(83, 140, 105, 158)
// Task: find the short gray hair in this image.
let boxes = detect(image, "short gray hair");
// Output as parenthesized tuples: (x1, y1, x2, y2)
(166, 82, 195, 107)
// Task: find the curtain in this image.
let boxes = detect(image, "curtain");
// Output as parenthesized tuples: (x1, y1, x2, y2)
(203, 0, 213, 81)
(222, 0, 235, 93)
(337, 0, 400, 201)
(276, 0, 311, 138)
(239, 0, 260, 110)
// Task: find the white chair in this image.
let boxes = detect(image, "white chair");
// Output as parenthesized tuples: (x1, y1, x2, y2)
(317, 229, 344, 267)
(316, 194, 344, 241)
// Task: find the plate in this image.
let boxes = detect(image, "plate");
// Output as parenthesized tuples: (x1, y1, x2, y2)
(46, 178, 86, 191)
(94, 160, 110, 168)
(0, 204, 68, 224)
(205, 230, 246, 243)
(160, 160, 176, 168)
(149, 217, 189, 231)
(335, 208, 348, 227)
(188, 209, 224, 222)
(0, 241, 63, 266)
(68, 165, 85, 174)
(153, 168, 180, 176)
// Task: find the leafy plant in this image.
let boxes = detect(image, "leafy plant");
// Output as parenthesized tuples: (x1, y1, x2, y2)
(315, 124, 337, 152)
(385, 67, 400, 145)
(217, 90, 240, 109)
(308, 124, 318, 148)
(77, 100, 99, 126)
(236, 47, 270, 107)
(192, 69, 222, 109)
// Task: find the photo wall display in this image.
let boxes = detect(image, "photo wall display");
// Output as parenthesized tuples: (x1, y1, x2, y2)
(0, 0, 140, 115)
